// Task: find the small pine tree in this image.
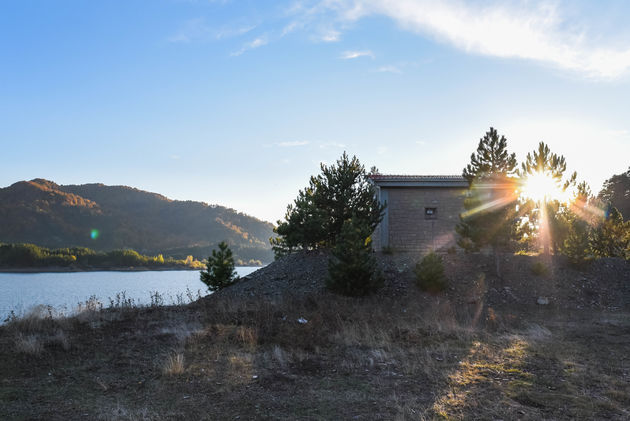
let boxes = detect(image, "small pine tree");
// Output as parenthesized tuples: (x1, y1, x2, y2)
(326, 217, 383, 296)
(562, 184, 594, 267)
(590, 207, 630, 259)
(200, 241, 238, 292)
(563, 217, 591, 267)
(414, 252, 447, 292)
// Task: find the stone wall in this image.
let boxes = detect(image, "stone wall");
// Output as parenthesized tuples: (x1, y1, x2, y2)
(373, 187, 467, 253)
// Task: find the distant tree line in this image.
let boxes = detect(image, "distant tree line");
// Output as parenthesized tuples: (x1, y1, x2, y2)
(0, 179, 275, 264)
(0, 243, 203, 269)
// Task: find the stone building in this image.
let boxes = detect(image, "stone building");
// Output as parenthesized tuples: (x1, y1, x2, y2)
(370, 175, 469, 253)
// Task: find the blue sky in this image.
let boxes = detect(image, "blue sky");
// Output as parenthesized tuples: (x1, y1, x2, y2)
(1, 0, 629, 222)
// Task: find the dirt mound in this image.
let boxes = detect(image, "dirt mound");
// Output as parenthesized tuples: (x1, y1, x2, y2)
(209, 250, 630, 311)
(213, 251, 331, 300)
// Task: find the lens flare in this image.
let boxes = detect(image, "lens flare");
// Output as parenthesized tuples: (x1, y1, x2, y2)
(521, 172, 569, 203)
(90, 229, 100, 240)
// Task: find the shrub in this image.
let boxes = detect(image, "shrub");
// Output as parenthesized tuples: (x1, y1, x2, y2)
(326, 217, 383, 296)
(590, 207, 629, 259)
(531, 261, 549, 276)
(415, 252, 447, 292)
(200, 241, 238, 292)
(563, 218, 592, 267)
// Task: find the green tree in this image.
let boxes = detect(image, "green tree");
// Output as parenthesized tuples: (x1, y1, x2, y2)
(200, 241, 238, 291)
(326, 217, 383, 296)
(272, 152, 385, 257)
(462, 127, 518, 183)
(414, 251, 448, 292)
(590, 207, 630, 259)
(520, 142, 576, 190)
(561, 181, 595, 266)
(519, 142, 577, 255)
(456, 127, 519, 277)
(598, 167, 630, 218)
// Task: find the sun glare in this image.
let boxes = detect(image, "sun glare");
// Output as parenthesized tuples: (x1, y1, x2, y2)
(521, 172, 568, 203)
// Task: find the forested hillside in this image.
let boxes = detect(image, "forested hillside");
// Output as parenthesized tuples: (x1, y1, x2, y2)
(0, 179, 275, 263)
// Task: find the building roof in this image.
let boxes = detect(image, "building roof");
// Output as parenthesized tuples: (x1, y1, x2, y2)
(369, 174, 468, 188)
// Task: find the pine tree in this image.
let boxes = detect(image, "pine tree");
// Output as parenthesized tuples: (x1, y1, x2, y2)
(326, 217, 383, 296)
(563, 214, 592, 267)
(200, 241, 238, 291)
(462, 127, 518, 183)
(414, 251, 447, 292)
(272, 152, 385, 257)
(561, 181, 595, 266)
(456, 127, 519, 277)
(590, 207, 630, 259)
(598, 167, 630, 219)
(519, 142, 577, 254)
(520, 142, 576, 191)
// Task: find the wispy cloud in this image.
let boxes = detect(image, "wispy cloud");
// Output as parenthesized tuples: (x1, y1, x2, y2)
(169, 18, 255, 43)
(168, 18, 211, 43)
(216, 24, 257, 40)
(281, 21, 302, 37)
(275, 140, 310, 147)
(375, 64, 401, 74)
(340, 50, 374, 59)
(298, 0, 630, 79)
(319, 28, 341, 42)
(231, 36, 269, 56)
(319, 141, 346, 149)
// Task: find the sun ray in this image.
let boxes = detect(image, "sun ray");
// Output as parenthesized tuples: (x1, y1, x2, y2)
(520, 171, 570, 203)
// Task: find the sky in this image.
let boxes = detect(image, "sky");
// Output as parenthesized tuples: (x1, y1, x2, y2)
(1, 0, 629, 223)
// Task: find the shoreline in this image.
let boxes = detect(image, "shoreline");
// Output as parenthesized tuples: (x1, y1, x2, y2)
(0, 265, 264, 274)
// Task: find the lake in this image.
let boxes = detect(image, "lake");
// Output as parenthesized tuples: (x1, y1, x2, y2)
(0, 267, 260, 322)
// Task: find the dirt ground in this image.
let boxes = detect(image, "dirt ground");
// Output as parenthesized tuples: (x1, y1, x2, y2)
(1, 252, 629, 420)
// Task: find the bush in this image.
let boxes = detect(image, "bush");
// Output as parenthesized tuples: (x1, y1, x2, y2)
(563, 218, 592, 267)
(200, 241, 238, 292)
(590, 207, 629, 259)
(414, 252, 447, 292)
(326, 218, 383, 296)
(531, 261, 549, 276)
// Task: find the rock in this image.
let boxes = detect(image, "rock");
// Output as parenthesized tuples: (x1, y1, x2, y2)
(537, 297, 549, 305)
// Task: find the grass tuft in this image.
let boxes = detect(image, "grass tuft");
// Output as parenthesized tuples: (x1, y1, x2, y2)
(162, 353, 185, 376)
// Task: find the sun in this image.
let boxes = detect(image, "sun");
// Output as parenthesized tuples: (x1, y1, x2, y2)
(521, 172, 568, 203)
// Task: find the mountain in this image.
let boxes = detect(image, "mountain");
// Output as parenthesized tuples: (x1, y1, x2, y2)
(0, 179, 275, 263)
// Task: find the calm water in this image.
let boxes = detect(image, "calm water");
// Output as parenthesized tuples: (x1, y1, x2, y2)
(0, 267, 259, 322)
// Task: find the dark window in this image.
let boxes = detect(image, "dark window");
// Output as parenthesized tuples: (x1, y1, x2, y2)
(425, 207, 437, 219)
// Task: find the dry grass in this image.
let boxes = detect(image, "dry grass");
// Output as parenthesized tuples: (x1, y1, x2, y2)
(13, 330, 70, 354)
(162, 352, 185, 376)
(14, 333, 44, 355)
(1, 285, 629, 420)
